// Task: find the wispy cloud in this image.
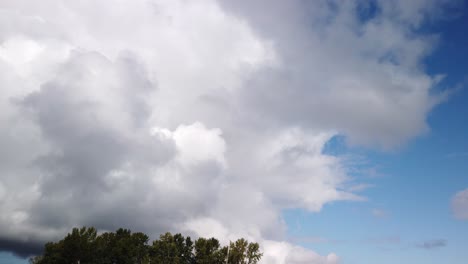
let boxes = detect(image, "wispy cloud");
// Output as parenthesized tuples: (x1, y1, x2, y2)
(452, 188, 468, 220)
(416, 239, 447, 250)
(371, 209, 389, 219)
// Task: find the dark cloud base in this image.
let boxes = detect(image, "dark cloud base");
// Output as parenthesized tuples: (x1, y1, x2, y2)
(0, 238, 43, 258)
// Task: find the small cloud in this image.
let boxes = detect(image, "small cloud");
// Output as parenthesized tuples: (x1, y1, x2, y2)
(452, 188, 468, 220)
(372, 209, 388, 219)
(416, 239, 447, 250)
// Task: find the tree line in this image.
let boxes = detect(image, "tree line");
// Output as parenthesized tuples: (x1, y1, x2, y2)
(29, 227, 262, 264)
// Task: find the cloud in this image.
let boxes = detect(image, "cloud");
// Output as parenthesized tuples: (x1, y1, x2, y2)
(371, 209, 389, 219)
(218, 0, 447, 149)
(0, 0, 450, 262)
(416, 239, 447, 250)
(452, 188, 468, 220)
(0, 239, 43, 258)
(262, 241, 340, 264)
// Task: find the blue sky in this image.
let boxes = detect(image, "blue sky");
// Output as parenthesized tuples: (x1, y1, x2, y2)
(0, 1, 467, 263)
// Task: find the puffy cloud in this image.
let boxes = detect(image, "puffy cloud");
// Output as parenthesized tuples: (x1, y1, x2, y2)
(171, 122, 226, 167)
(262, 241, 340, 264)
(0, 0, 448, 262)
(218, 0, 446, 148)
(182, 219, 341, 264)
(452, 188, 468, 220)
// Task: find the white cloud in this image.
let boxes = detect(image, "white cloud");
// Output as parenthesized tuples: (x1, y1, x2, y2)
(172, 123, 227, 167)
(0, 0, 449, 262)
(262, 241, 340, 264)
(452, 188, 468, 220)
(182, 219, 340, 264)
(219, 0, 446, 149)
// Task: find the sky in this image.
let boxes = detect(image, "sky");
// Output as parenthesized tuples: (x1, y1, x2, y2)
(0, 0, 467, 263)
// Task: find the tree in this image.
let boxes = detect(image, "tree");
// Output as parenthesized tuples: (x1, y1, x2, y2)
(94, 231, 115, 264)
(30, 226, 98, 264)
(150, 232, 194, 264)
(62, 227, 98, 263)
(39, 241, 65, 263)
(29, 227, 262, 264)
(98, 228, 149, 264)
(194, 237, 226, 264)
(227, 239, 262, 264)
(130, 232, 151, 264)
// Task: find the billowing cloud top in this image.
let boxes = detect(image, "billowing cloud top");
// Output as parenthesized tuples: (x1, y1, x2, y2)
(0, 0, 448, 263)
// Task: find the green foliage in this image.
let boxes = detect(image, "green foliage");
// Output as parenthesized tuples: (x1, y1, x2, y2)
(62, 227, 97, 263)
(194, 237, 225, 264)
(150, 232, 194, 264)
(29, 227, 262, 264)
(227, 239, 262, 264)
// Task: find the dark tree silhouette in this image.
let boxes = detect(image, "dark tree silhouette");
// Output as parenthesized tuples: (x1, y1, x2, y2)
(29, 227, 262, 264)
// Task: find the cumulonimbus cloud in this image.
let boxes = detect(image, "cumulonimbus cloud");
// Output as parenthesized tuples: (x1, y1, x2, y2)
(0, 0, 451, 262)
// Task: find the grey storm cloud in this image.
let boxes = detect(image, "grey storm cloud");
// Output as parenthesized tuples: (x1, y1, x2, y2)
(0, 238, 43, 258)
(0, 0, 454, 262)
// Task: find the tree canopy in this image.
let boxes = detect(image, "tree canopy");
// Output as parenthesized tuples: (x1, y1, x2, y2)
(29, 227, 262, 264)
